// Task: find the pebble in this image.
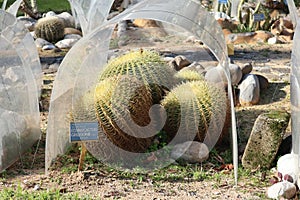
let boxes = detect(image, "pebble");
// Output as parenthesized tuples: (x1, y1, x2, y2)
(170, 141, 209, 164)
(55, 38, 79, 49)
(35, 38, 52, 48)
(42, 44, 56, 50)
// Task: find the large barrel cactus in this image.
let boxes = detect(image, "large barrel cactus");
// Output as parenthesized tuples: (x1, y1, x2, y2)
(99, 49, 178, 103)
(34, 16, 65, 43)
(161, 80, 229, 145)
(73, 75, 154, 153)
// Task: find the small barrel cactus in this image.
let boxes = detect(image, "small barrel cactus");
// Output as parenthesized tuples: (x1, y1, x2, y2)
(161, 80, 229, 145)
(93, 75, 154, 152)
(34, 16, 65, 43)
(99, 49, 178, 103)
(175, 69, 204, 82)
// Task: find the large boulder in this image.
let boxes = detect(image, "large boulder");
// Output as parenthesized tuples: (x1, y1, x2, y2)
(242, 110, 290, 169)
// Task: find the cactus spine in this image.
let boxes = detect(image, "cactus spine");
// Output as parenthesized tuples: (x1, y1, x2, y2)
(175, 70, 204, 83)
(161, 80, 228, 144)
(99, 49, 178, 103)
(34, 16, 65, 43)
(93, 75, 153, 152)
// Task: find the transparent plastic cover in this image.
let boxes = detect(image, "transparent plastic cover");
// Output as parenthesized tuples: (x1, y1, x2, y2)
(6, 0, 23, 17)
(68, 0, 114, 35)
(46, 0, 237, 181)
(0, 9, 41, 171)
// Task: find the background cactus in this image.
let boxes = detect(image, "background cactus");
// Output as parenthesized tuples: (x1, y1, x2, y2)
(34, 16, 65, 43)
(99, 49, 178, 104)
(175, 69, 204, 83)
(161, 80, 229, 145)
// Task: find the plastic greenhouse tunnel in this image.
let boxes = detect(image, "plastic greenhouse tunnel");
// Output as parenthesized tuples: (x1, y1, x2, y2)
(46, 0, 238, 184)
(0, 8, 42, 172)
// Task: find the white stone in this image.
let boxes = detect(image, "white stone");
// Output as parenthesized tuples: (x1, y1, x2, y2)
(43, 11, 56, 18)
(277, 153, 298, 184)
(64, 34, 82, 40)
(56, 12, 75, 28)
(42, 44, 56, 50)
(267, 181, 296, 199)
(170, 141, 209, 163)
(35, 38, 52, 48)
(229, 63, 243, 85)
(238, 74, 260, 105)
(55, 38, 79, 49)
(268, 37, 277, 45)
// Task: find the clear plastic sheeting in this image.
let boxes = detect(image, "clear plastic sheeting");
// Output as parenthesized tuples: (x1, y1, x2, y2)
(6, 0, 23, 17)
(0, 9, 41, 171)
(46, 0, 238, 183)
(286, 0, 300, 183)
(286, 0, 298, 27)
(1, 0, 7, 10)
(68, 0, 115, 35)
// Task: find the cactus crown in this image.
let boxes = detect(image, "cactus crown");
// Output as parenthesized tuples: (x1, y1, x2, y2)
(99, 49, 178, 103)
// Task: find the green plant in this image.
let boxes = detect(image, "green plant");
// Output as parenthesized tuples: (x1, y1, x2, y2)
(34, 16, 65, 43)
(99, 49, 178, 103)
(161, 80, 228, 144)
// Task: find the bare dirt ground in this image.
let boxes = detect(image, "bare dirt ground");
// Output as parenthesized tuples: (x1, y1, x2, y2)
(0, 42, 293, 199)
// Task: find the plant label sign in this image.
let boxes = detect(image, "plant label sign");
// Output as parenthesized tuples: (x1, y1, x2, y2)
(70, 122, 98, 142)
(253, 13, 265, 22)
(218, 0, 228, 4)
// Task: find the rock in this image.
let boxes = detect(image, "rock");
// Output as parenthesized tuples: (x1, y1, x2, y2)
(216, 18, 238, 32)
(49, 63, 60, 71)
(17, 16, 37, 32)
(55, 38, 79, 49)
(205, 65, 228, 88)
(256, 74, 269, 90)
(43, 11, 56, 18)
(240, 63, 253, 75)
(268, 36, 278, 45)
(170, 141, 209, 164)
(64, 27, 82, 36)
(169, 56, 191, 71)
(277, 153, 298, 184)
(56, 12, 75, 28)
(35, 38, 52, 48)
(267, 181, 296, 199)
(64, 34, 82, 40)
(133, 19, 159, 28)
(229, 63, 242, 85)
(242, 110, 290, 169)
(42, 44, 56, 50)
(205, 64, 242, 87)
(181, 62, 206, 75)
(224, 31, 274, 44)
(238, 74, 260, 106)
(271, 18, 294, 37)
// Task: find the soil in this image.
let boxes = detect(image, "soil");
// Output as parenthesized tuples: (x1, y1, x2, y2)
(0, 38, 294, 199)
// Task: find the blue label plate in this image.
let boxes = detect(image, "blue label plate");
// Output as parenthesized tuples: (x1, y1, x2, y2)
(70, 122, 99, 142)
(253, 13, 265, 22)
